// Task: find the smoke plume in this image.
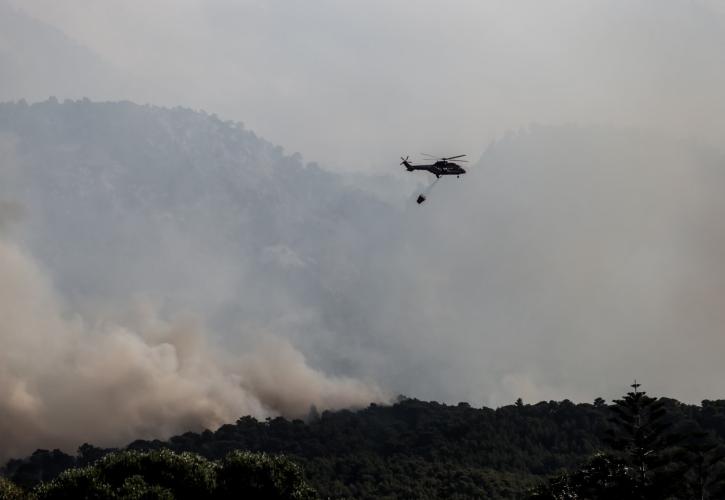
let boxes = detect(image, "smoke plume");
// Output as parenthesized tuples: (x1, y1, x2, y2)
(0, 213, 384, 461)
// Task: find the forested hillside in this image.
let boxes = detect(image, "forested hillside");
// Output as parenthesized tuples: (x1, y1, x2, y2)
(4, 99, 725, 426)
(4, 391, 725, 498)
(0, 98, 392, 317)
(0, 99, 395, 460)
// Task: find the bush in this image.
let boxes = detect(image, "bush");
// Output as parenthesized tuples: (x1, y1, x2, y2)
(31, 449, 316, 499)
(34, 467, 113, 499)
(96, 450, 216, 499)
(0, 477, 26, 500)
(217, 451, 316, 500)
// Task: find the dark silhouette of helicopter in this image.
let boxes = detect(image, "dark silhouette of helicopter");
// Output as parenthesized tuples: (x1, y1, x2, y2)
(400, 154, 468, 178)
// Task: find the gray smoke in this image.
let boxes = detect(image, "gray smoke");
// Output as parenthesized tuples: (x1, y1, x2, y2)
(358, 126, 725, 406)
(0, 210, 384, 461)
(0, 201, 22, 231)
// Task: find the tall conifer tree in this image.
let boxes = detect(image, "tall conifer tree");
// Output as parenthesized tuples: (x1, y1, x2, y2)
(605, 381, 681, 498)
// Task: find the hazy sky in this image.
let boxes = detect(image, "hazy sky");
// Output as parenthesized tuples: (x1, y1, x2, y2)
(5, 0, 725, 171)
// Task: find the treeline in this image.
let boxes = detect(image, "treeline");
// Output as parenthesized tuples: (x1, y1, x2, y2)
(531, 386, 725, 499)
(3, 387, 725, 498)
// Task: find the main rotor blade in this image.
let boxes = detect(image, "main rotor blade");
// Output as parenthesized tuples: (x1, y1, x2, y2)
(421, 153, 439, 158)
(444, 154, 467, 160)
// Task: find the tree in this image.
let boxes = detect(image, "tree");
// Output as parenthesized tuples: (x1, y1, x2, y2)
(0, 477, 25, 500)
(530, 382, 688, 499)
(681, 430, 725, 499)
(34, 467, 116, 500)
(3, 449, 76, 490)
(216, 451, 316, 499)
(604, 381, 683, 498)
(32, 449, 317, 499)
(34, 450, 214, 500)
(529, 452, 635, 500)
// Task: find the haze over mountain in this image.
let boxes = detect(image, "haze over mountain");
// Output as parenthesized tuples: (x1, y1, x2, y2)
(4, 0, 725, 172)
(2, 0, 725, 464)
(0, 100, 391, 460)
(2, 99, 725, 462)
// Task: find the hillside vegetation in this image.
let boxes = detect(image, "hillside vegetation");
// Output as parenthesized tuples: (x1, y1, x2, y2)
(4, 388, 725, 499)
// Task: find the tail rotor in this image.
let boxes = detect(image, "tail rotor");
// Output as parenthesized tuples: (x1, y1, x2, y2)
(400, 156, 413, 171)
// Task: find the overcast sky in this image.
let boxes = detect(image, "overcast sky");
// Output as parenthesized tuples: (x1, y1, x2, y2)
(5, 0, 725, 172)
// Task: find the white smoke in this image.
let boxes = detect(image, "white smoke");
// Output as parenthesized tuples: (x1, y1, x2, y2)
(0, 219, 384, 461)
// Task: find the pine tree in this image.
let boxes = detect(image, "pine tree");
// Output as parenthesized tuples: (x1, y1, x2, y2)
(605, 381, 682, 498)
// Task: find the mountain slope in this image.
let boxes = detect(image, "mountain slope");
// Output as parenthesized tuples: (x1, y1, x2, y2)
(0, 99, 394, 460)
(0, 99, 393, 324)
(3, 100, 725, 459)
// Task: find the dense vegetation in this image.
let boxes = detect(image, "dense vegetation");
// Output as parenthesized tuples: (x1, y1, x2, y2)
(531, 387, 725, 499)
(4, 387, 725, 498)
(1, 449, 314, 499)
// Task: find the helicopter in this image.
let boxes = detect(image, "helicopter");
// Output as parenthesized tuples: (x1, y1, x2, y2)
(399, 154, 468, 178)
(399, 154, 468, 204)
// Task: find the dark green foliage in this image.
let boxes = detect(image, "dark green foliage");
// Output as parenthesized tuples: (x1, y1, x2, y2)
(3, 450, 75, 490)
(117, 475, 174, 500)
(605, 385, 677, 492)
(30, 450, 314, 500)
(77, 444, 117, 468)
(529, 453, 635, 500)
(216, 451, 315, 499)
(7, 393, 725, 498)
(0, 476, 25, 500)
(34, 467, 115, 500)
(32, 450, 212, 500)
(679, 430, 725, 499)
(6, 399, 608, 499)
(183, 399, 606, 498)
(532, 385, 725, 499)
(91, 450, 216, 499)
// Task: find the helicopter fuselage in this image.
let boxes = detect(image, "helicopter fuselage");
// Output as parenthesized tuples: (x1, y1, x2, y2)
(403, 160, 466, 177)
